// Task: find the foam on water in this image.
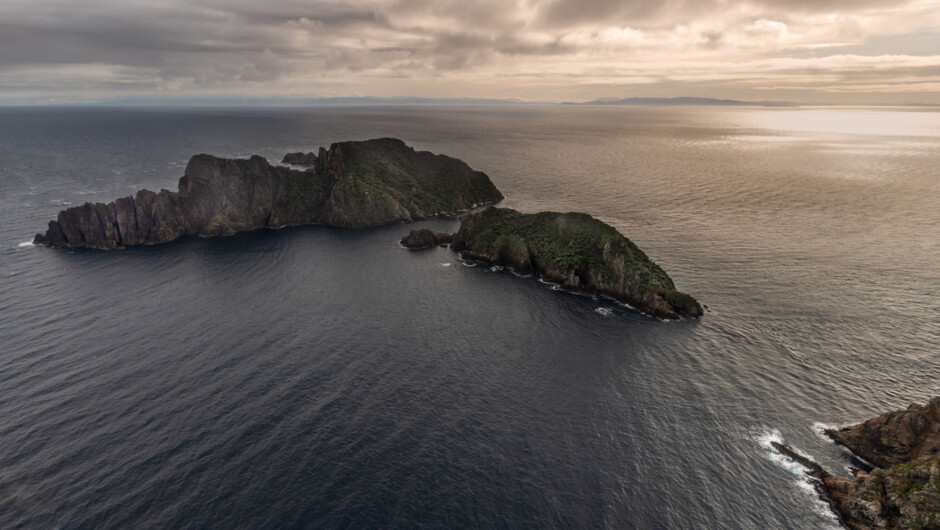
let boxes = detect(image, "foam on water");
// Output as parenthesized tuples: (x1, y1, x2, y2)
(812, 422, 838, 442)
(754, 428, 841, 527)
(756, 428, 803, 477)
(17, 241, 34, 248)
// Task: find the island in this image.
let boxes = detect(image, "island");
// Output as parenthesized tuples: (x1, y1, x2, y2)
(33, 138, 504, 249)
(402, 207, 702, 320)
(778, 397, 940, 529)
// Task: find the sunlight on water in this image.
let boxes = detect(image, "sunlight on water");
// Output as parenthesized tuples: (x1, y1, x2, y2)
(729, 107, 940, 137)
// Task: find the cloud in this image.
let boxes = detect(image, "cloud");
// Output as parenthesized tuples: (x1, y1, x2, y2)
(0, 0, 938, 103)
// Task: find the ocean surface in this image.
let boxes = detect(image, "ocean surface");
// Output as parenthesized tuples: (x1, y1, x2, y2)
(0, 104, 938, 528)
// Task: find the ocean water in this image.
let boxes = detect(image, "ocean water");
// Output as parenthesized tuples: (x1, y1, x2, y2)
(0, 105, 938, 528)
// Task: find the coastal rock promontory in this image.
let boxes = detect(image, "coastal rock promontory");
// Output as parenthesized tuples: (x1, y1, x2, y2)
(34, 138, 503, 248)
(779, 398, 940, 529)
(827, 397, 940, 469)
(449, 207, 702, 319)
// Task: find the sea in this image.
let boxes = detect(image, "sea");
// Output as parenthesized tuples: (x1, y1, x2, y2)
(0, 104, 938, 528)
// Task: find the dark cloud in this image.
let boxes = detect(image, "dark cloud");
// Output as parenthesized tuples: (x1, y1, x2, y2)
(539, 0, 674, 29)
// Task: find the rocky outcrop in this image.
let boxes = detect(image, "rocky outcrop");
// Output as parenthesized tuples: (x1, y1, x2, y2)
(777, 398, 940, 529)
(827, 398, 940, 469)
(449, 207, 702, 319)
(34, 138, 504, 248)
(400, 229, 452, 249)
(774, 441, 940, 530)
(281, 151, 319, 166)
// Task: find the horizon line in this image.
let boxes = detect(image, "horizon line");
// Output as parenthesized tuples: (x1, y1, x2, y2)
(2, 95, 940, 108)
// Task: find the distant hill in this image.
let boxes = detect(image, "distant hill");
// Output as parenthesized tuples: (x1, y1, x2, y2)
(566, 97, 799, 107)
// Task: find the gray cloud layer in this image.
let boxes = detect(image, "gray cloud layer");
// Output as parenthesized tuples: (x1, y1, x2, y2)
(1, 0, 938, 103)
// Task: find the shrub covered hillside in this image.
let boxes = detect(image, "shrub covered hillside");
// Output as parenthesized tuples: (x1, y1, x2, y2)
(327, 138, 504, 224)
(451, 207, 702, 319)
(35, 138, 504, 248)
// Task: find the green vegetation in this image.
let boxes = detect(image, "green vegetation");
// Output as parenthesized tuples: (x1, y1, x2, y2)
(335, 138, 503, 220)
(452, 207, 702, 318)
(454, 207, 675, 290)
(35, 138, 504, 247)
(887, 457, 940, 496)
(864, 457, 940, 528)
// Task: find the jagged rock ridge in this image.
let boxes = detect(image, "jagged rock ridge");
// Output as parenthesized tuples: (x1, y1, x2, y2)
(778, 397, 940, 530)
(449, 207, 702, 320)
(281, 151, 319, 166)
(34, 138, 503, 248)
(827, 397, 940, 469)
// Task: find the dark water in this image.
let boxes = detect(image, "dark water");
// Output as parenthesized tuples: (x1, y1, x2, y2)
(1, 105, 938, 528)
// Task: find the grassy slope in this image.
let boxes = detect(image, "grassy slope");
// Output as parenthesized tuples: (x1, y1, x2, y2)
(335, 138, 503, 219)
(452, 207, 701, 318)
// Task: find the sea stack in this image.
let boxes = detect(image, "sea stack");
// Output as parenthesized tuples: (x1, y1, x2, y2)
(400, 229, 453, 249)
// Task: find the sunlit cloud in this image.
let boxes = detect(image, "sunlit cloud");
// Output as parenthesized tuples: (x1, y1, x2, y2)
(0, 0, 938, 104)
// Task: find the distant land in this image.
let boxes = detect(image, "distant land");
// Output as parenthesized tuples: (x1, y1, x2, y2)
(564, 97, 800, 107)
(13, 95, 940, 108)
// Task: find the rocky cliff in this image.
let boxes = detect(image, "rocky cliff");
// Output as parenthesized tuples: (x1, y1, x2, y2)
(778, 398, 940, 529)
(449, 207, 702, 319)
(827, 397, 940, 469)
(34, 138, 503, 249)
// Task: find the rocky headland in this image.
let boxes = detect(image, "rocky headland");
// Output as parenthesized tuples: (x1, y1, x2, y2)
(827, 398, 940, 469)
(780, 398, 940, 529)
(444, 207, 702, 320)
(34, 138, 503, 248)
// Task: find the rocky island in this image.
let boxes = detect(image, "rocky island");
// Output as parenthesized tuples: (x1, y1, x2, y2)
(780, 398, 940, 529)
(400, 229, 453, 249)
(33, 138, 503, 248)
(404, 207, 702, 319)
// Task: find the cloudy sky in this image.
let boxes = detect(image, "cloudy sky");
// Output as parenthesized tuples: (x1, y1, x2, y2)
(2, 0, 939, 104)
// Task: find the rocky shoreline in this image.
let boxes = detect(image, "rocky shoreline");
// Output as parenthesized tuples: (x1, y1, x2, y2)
(779, 398, 940, 529)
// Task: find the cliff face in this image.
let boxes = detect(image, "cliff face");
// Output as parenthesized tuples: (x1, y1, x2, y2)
(777, 398, 940, 530)
(826, 457, 940, 530)
(827, 397, 940, 469)
(34, 138, 503, 248)
(450, 207, 702, 319)
(774, 441, 940, 530)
